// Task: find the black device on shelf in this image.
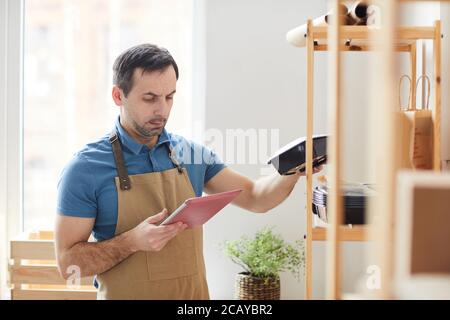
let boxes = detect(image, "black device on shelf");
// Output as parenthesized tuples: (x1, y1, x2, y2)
(267, 134, 327, 175)
(312, 183, 376, 225)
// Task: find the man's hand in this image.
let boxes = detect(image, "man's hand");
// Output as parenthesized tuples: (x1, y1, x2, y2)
(128, 208, 188, 253)
(55, 209, 187, 279)
(295, 165, 324, 177)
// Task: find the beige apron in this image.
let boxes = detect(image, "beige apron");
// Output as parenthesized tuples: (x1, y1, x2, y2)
(96, 130, 209, 300)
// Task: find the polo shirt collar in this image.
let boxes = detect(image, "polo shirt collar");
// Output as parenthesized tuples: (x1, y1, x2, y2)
(115, 116, 171, 155)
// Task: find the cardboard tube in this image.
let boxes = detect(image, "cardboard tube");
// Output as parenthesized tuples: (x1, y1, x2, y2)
(348, 1, 375, 26)
(286, 15, 328, 47)
(349, 1, 369, 21)
(286, 4, 349, 47)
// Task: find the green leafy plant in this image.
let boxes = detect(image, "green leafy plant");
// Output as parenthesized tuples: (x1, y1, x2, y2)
(222, 227, 306, 281)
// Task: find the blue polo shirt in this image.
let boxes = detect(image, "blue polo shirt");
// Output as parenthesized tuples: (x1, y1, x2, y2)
(56, 117, 226, 241)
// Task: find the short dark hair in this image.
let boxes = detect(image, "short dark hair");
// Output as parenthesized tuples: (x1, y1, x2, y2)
(113, 43, 179, 97)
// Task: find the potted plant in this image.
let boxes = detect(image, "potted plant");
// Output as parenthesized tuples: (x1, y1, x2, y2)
(222, 227, 305, 300)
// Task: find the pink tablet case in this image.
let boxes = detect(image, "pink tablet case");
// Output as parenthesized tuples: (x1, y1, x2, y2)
(159, 189, 242, 228)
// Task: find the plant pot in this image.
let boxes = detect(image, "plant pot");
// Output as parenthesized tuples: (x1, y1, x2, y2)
(234, 272, 280, 300)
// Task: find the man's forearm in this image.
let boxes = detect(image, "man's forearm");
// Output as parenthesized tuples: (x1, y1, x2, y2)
(251, 172, 301, 212)
(58, 230, 137, 279)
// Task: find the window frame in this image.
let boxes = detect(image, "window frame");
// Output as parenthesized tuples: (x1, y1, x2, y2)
(0, 0, 202, 298)
(0, 0, 24, 299)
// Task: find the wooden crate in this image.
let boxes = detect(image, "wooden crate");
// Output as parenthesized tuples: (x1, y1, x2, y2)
(9, 230, 97, 300)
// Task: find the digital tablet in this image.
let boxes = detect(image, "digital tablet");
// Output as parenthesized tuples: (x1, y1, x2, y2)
(158, 189, 242, 228)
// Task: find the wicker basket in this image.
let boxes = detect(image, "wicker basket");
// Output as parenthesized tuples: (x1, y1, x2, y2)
(234, 273, 280, 300)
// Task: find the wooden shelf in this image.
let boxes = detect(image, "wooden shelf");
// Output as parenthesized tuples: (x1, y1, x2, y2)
(311, 25, 436, 52)
(313, 42, 412, 52)
(311, 25, 436, 41)
(289, 25, 437, 52)
(311, 225, 369, 242)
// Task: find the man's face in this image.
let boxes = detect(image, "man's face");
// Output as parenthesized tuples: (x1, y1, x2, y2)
(115, 66, 177, 142)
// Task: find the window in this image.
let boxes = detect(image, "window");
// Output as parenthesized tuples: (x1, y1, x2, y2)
(23, 0, 194, 230)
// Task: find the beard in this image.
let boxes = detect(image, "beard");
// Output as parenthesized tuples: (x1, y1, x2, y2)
(131, 117, 167, 138)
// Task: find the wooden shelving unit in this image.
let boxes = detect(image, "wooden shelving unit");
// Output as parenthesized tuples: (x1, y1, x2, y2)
(311, 226, 368, 242)
(289, 1, 442, 300)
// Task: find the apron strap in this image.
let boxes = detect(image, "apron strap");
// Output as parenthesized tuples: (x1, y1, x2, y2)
(168, 144, 184, 174)
(109, 130, 132, 191)
(109, 127, 183, 190)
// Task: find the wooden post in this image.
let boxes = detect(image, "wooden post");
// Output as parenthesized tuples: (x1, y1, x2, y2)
(326, 0, 343, 300)
(305, 18, 314, 300)
(368, 0, 399, 299)
(433, 20, 441, 171)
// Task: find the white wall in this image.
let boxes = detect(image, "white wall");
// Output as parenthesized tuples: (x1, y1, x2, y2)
(201, 0, 369, 299)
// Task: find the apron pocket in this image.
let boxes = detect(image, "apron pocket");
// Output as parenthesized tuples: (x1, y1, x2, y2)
(145, 228, 199, 281)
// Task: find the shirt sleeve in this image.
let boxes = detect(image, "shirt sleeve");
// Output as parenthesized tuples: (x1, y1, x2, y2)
(202, 145, 226, 184)
(56, 153, 97, 218)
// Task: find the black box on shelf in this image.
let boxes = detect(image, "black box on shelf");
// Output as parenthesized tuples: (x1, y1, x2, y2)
(267, 134, 327, 175)
(311, 184, 376, 225)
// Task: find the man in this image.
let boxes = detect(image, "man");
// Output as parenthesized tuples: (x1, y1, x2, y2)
(55, 44, 321, 300)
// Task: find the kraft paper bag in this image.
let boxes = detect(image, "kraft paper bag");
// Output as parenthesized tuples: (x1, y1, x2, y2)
(398, 75, 433, 170)
(399, 110, 433, 170)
